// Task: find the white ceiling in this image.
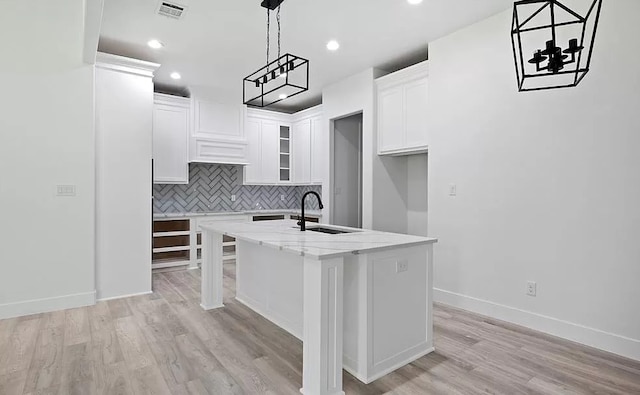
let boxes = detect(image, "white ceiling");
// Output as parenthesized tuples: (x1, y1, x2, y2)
(99, 0, 513, 112)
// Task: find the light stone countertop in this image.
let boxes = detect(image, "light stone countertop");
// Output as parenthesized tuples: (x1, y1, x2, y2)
(199, 219, 437, 260)
(153, 209, 323, 219)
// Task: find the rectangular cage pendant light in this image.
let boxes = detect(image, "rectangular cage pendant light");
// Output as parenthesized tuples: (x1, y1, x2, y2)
(511, 0, 603, 92)
(243, 53, 309, 107)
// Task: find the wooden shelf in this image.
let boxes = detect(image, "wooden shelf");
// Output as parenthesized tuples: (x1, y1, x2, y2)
(153, 246, 191, 253)
(153, 231, 190, 237)
(152, 260, 190, 270)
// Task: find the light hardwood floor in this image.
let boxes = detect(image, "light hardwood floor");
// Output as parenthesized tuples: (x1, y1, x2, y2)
(1, 262, 639, 395)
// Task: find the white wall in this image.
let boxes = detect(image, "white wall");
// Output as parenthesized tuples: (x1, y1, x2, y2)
(429, 0, 640, 360)
(407, 154, 428, 237)
(95, 55, 157, 300)
(0, 0, 96, 318)
(323, 69, 409, 233)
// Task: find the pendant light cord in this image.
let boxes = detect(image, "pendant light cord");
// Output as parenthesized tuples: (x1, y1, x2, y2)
(266, 8, 271, 66)
(277, 5, 282, 63)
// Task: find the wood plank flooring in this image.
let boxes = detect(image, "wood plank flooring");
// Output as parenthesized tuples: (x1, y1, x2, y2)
(1, 262, 639, 394)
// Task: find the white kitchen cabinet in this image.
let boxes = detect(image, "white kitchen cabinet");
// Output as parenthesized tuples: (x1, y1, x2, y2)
(292, 119, 311, 184)
(376, 61, 429, 156)
(244, 117, 262, 183)
(310, 115, 325, 184)
(190, 93, 249, 164)
(153, 94, 190, 184)
(244, 106, 324, 185)
(262, 121, 280, 183)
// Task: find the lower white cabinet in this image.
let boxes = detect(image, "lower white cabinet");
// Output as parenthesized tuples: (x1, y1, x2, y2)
(153, 94, 190, 184)
(376, 61, 429, 156)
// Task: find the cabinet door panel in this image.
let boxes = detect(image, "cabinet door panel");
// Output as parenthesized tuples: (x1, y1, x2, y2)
(292, 119, 311, 184)
(244, 118, 262, 183)
(261, 121, 280, 184)
(153, 104, 189, 184)
(194, 99, 242, 138)
(404, 78, 429, 149)
(310, 116, 325, 184)
(378, 87, 405, 152)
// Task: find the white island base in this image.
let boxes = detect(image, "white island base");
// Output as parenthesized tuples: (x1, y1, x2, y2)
(200, 220, 437, 395)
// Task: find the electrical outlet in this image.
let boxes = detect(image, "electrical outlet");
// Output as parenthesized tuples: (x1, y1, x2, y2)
(527, 281, 537, 297)
(396, 260, 409, 273)
(231, 195, 236, 202)
(281, 194, 285, 201)
(56, 185, 76, 197)
(449, 184, 457, 196)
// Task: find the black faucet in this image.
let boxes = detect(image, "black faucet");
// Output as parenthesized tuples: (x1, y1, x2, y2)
(299, 191, 324, 231)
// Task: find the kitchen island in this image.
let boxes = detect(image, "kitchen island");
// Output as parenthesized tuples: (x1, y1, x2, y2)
(199, 219, 437, 395)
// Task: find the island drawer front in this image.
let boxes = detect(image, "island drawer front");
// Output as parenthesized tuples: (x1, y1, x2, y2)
(195, 214, 250, 229)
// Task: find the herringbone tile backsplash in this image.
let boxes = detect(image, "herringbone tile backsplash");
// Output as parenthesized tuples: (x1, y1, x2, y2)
(153, 163, 322, 213)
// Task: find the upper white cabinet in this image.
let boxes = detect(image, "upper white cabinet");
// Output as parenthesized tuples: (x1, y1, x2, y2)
(292, 119, 311, 184)
(190, 95, 249, 165)
(244, 106, 324, 186)
(376, 61, 429, 156)
(310, 115, 325, 184)
(244, 116, 280, 184)
(153, 94, 190, 184)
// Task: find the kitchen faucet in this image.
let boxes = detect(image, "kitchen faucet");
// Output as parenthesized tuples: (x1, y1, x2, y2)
(299, 191, 324, 231)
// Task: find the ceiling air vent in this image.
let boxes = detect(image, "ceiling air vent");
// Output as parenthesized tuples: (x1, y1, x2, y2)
(157, 1, 186, 19)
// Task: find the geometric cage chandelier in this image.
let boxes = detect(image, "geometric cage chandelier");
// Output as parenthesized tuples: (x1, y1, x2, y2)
(511, 0, 603, 92)
(243, 0, 310, 107)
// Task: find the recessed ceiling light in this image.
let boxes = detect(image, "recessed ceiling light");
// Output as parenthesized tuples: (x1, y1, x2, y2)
(147, 39, 164, 49)
(279, 93, 288, 100)
(170, 72, 181, 80)
(407, 0, 423, 4)
(326, 40, 340, 51)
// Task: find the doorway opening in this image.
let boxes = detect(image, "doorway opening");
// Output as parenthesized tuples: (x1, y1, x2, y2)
(331, 113, 363, 228)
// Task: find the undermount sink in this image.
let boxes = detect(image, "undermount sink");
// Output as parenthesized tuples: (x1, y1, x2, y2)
(306, 226, 354, 235)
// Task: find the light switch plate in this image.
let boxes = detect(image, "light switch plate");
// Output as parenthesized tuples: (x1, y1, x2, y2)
(231, 195, 236, 202)
(56, 185, 76, 197)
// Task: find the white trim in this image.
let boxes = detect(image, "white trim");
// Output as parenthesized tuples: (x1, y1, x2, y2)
(0, 291, 96, 320)
(434, 288, 640, 362)
(154, 93, 190, 108)
(375, 60, 429, 89)
(292, 104, 323, 122)
(96, 52, 160, 78)
(83, 0, 104, 64)
(378, 145, 429, 156)
(344, 346, 435, 384)
(97, 291, 153, 302)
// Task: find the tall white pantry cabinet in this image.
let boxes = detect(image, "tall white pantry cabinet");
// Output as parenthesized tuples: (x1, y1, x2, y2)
(95, 53, 159, 300)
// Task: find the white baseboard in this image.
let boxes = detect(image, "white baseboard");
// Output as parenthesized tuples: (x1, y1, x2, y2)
(97, 291, 153, 302)
(344, 345, 435, 384)
(0, 291, 96, 320)
(434, 288, 640, 362)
